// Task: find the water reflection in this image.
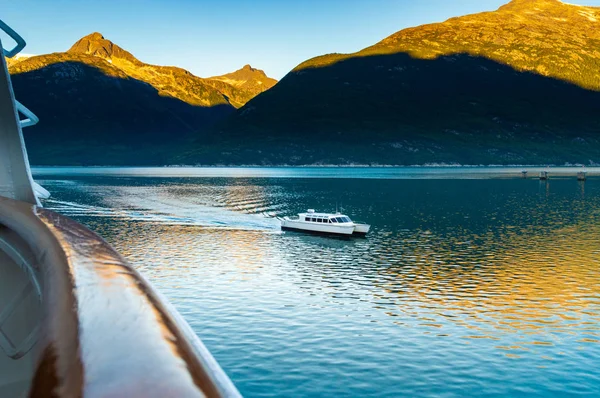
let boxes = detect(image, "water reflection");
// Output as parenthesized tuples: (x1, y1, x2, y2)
(34, 173, 600, 397)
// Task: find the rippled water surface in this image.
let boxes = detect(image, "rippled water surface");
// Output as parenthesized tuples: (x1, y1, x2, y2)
(33, 168, 600, 397)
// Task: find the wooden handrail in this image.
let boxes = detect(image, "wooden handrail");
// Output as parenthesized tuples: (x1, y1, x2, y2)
(0, 196, 240, 397)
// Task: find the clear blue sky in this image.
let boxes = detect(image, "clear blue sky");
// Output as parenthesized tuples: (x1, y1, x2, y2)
(2, 0, 599, 79)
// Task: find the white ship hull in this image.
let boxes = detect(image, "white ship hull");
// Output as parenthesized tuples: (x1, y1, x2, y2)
(281, 219, 355, 235)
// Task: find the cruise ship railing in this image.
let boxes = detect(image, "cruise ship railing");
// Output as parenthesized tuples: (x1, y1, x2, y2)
(0, 20, 26, 58)
(0, 32, 38, 205)
(0, 19, 241, 397)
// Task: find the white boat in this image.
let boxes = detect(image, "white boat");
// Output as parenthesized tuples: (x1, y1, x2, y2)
(281, 209, 371, 236)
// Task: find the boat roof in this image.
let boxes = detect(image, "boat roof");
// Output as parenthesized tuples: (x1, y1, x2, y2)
(299, 211, 349, 218)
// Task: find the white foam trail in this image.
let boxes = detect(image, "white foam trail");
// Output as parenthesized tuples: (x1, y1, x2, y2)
(44, 198, 280, 231)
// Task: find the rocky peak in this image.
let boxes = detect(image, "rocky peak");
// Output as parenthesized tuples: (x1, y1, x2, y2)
(499, 0, 596, 13)
(210, 64, 276, 85)
(68, 32, 141, 64)
(240, 64, 264, 75)
(231, 64, 269, 79)
(509, 0, 560, 4)
(87, 32, 104, 40)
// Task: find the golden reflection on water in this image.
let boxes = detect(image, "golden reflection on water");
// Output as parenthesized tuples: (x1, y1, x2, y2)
(376, 211, 600, 351)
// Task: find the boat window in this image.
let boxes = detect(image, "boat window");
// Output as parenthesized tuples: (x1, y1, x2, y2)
(305, 217, 310, 222)
(331, 218, 338, 223)
(344, 217, 352, 222)
(311, 218, 317, 222)
(336, 217, 344, 223)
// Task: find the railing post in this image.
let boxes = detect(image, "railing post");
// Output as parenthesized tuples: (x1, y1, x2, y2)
(0, 22, 39, 205)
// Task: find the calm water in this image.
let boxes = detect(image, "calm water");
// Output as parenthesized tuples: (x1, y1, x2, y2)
(33, 167, 600, 397)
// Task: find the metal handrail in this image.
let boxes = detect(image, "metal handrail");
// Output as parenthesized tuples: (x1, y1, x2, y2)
(0, 19, 26, 58)
(0, 196, 241, 397)
(0, 19, 39, 130)
(0, 43, 38, 204)
(15, 100, 39, 128)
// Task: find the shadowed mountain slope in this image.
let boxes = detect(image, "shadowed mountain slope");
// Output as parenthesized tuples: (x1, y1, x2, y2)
(7, 33, 276, 165)
(180, 53, 600, 165)
(10, 59, 233, 165)
(197, 0, 600, 165)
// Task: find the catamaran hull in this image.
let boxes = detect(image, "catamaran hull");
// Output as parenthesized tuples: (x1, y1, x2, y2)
(281, 220, 355, 235)
(281, 226, 360, 236)
(353, 224, 371, 235)
(281, 220, 371, 236)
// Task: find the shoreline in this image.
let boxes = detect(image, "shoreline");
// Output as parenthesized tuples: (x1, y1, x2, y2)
(30, 165, 598, 179)
(30, 163, 594, 169)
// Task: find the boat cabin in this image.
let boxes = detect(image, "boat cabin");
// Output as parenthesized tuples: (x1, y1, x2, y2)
(300, 210, 353, 224)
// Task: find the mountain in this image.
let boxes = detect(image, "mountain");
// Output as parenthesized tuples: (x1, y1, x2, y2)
(296, 0, 600, 90)
(12, 32, 277, 108)
(5, 54, 33, 68)
(187, 0, 600, 166)
(8, 33, 277, 165)
(209, 65, 277, 105)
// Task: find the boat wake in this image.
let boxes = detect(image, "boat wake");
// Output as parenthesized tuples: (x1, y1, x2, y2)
(43, 198, 281, 232)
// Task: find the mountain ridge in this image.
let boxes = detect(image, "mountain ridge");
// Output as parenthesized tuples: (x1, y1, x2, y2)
(295, 0, 600, 90)
(9, 0, 600, 165)
(7, 33, 250, 165)
(9, 32, 278, 108)
(191, 0, 600, 166)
